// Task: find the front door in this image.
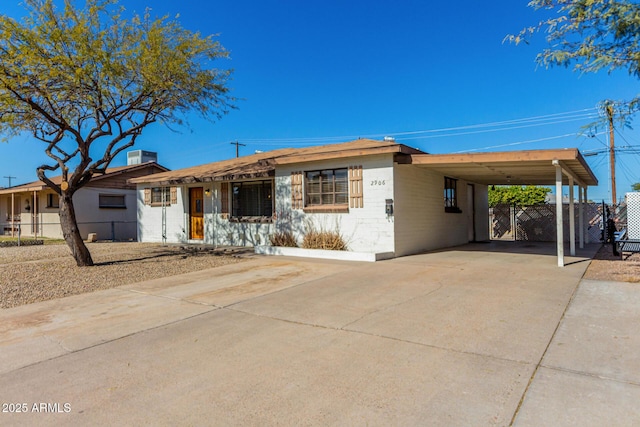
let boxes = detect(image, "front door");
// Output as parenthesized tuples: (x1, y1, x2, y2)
(189, 187, 204, 240)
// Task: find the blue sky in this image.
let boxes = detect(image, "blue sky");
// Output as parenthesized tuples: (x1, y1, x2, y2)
(0, 0, 638, 202)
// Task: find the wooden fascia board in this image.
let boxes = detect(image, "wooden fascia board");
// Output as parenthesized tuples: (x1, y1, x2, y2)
(409, 149, 598, 187)
(573, 152, 599, 185)
(553, 160, 594, 188)
(149, 171, 274, 186)
(409, 149, 581, 165)
(394, 153, 413, 164)
(129, 164, 275, 185)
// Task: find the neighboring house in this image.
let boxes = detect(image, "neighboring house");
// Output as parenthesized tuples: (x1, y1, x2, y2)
(130, 138, 598, 260)
(0, 162, 168, 240)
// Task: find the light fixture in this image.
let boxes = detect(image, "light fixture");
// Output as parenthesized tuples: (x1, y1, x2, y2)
(205, 188, 211, 196)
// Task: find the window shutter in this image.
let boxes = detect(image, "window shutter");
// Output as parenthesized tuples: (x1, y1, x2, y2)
(144, 188, 151, 205)
(170, 187, 177, 205)
(349, 166, 363, 208)
(291, 171, 303, 209)
(220, 182, 229, 214)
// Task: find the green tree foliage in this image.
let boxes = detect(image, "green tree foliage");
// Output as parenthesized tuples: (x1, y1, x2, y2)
(632, 182, 640, 191)
(488, 185, 552, 207)
(0, 0, 234, 266)
(507, 0, 640, 119)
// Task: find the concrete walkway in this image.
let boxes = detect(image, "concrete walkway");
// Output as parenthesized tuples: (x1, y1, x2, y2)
(0, 242, 638, 426)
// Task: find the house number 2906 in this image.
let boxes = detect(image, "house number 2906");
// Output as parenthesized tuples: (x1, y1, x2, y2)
(370, 180, 386, 186)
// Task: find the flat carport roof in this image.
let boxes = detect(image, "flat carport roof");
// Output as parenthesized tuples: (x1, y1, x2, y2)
(409, 148, 599, 267)
(408, 148, 598, 187)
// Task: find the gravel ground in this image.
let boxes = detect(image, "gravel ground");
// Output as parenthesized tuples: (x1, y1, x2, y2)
(583, 244, 640, 282)
(0, 242, 247, 309)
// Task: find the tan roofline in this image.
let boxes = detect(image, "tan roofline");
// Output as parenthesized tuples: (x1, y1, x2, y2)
(272, 144, 423, 165)
(130, 139, 425, 185)
(0, 162, 169, 195)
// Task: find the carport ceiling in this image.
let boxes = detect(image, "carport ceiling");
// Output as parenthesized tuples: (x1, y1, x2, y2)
(409, 149, 598, 186)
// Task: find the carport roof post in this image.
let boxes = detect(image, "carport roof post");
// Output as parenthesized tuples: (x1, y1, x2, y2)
(556, 164, 565, 267)
(553, 159, 587, 267)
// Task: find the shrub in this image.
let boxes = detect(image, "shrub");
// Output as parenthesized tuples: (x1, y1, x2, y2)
(302, 229, 347, 251)
(269, 231, 298, 247)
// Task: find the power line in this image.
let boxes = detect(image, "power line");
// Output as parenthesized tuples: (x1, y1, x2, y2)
(230, 140, 246, 158)
(453, 132, 586, 153)
(235, 107, 599, 145)
(3, 176, 16, 187)
(393, 116, 598, 141)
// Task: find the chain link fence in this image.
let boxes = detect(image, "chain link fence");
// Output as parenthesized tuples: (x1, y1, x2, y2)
(0, 220, 137, 244)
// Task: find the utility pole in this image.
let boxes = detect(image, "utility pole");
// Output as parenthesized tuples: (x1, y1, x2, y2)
(3, 175, 16, 188)
(606, 103, 617, 206)
(230, 140, 246, 158)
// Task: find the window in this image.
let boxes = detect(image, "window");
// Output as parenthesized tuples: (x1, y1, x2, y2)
(144, 187, 176, 206)
(305, 168, 348, 206)
(151, 187, 170, 206)
(444, 177, 461, 213)
(46, 193, 59, 208)
(232, 180, 273, 218)
(99, 194, 126, 209)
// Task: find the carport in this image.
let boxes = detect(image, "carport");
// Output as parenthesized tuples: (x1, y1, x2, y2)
(410, 149, 599, 267)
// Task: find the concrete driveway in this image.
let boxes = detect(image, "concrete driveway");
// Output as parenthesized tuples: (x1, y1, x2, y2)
(1, 242, 639, 426)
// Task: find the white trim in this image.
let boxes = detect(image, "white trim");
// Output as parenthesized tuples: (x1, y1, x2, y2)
(555, 164, 564, 267)
(584, 187, 590, 244)
(578, 185, 584, 249)
(569, 177, 575, 256)
(255, 245, 395, 262)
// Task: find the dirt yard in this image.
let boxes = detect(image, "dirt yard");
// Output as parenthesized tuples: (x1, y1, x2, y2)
(583, 244, 640, 283)
(0, 242, 247, 309)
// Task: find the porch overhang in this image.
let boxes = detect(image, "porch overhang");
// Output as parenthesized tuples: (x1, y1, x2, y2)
(135, 170, 276, 186)
(0, 184, 48, 195)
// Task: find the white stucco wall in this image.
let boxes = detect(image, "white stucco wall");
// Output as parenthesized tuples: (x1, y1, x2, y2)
(136, 183, 276, 246)
(136, 186, 187, 243)
(275, 154, 396, 254)
(135, 154, 489, 256)
(393, 164, 488, 256)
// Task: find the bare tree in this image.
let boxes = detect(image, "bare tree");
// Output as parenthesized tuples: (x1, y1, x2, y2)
(0, 0, 234, 265)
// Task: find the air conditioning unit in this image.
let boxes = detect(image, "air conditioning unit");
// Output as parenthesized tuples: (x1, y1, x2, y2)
(127, 150, 158, 165)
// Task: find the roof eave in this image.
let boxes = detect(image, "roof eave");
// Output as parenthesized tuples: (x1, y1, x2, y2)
(272, 144, 417, 165)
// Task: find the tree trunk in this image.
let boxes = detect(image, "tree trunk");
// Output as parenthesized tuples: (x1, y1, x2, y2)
(59, 193, 94, 267)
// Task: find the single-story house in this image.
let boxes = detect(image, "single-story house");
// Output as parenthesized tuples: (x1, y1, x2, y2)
(0, 162, 168, 240)
(129, 139, 598, 265)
